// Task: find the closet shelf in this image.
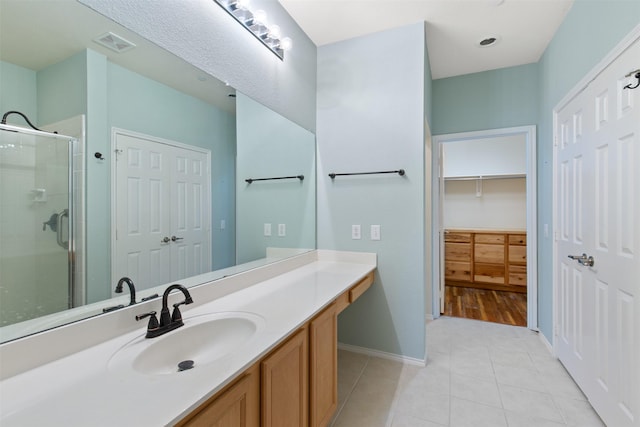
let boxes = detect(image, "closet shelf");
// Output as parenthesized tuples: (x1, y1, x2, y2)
(444, 173, 525, 181)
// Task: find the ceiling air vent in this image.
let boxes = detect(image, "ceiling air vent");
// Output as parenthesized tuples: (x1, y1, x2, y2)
(93, 32, 136, 53)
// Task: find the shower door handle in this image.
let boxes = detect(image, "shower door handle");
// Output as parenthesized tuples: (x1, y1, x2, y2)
(56, 208, 69, 249)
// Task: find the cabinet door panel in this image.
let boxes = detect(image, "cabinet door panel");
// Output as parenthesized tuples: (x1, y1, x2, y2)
(310, 303, 338, 427)
(179, 365, 259, 427)
(261, 328, 309, 427)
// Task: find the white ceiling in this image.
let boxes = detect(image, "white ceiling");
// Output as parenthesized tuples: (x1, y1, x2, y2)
(278, 0, 575, 79)
(0, 0, 235, 112)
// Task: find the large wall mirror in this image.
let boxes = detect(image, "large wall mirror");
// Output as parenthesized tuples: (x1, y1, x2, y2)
(0, 0, 316, 343)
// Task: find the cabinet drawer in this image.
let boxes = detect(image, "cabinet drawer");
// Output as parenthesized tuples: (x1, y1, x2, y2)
(445, 242, 471, 262)
(475, 243, 504, 264)
(475, 233, 505, 244)
(508, 234, 526, 245)
(444, 231, 471, 243)
(445, 261, 472, 282)
(509, 265, 527, 286)
(508, 245, 527, 264)
(474, 263, 505, 284)
(349, 272, 373, 303)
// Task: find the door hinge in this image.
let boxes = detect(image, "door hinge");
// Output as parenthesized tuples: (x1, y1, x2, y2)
(554, 231, 560, 242)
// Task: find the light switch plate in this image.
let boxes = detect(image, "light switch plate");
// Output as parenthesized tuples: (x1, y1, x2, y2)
(264, 223, 272, 236)
(352, 224, 361, 240)
(220, 219, 226, 230)
(371, 225, 381, 240)
(278, 223, 286, 237)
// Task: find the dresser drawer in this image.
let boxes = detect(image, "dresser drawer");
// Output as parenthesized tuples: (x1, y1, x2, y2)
(475, 233, 505, 244)
(475, 243, 504, 264)
(508, 245, 527, 264)
(509, 265, 527, 286)
(474, 263, 505, 284)
(508, 234, 526, 245)
(444, 231, 472, 243)
(445, 242, 471, 262)
(445, 261, 472, 282)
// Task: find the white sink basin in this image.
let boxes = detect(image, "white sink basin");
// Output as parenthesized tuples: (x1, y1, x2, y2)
(108, 312, 265, 376)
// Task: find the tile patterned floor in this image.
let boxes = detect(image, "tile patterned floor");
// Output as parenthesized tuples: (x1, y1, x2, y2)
(330, 316, 605, 427)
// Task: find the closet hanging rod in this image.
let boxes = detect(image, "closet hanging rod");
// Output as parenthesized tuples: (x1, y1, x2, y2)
(245, 175, 304, 184)
(329, 169, 405, 179)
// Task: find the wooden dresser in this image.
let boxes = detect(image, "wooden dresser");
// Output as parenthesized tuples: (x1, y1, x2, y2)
(444, 229, 527, 293)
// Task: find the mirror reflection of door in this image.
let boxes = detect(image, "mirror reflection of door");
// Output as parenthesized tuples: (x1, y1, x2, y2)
(113, 130, 212, 293)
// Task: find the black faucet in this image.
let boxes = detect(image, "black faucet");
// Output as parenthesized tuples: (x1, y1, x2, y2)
(102, 277, 137, 313)
(115, 277, 136, 306)
(136, 284, 193, 338)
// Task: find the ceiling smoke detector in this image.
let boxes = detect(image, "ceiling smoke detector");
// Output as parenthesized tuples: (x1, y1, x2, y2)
(93, 32, 136, 53)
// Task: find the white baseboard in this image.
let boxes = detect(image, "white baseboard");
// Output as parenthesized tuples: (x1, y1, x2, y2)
(338, 342, 426, 367)
(538, 330, 554, 356)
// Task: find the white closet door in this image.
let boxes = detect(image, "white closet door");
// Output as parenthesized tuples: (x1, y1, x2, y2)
(169, 149, 211, 282)
(555, 37, 639, 427)
(114, 131, 211, 291)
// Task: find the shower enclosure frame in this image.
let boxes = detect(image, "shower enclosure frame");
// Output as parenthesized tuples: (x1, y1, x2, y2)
(0, 123, 79, 313)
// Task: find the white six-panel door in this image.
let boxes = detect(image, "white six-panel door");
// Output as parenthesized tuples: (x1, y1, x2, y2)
(555, 36, 639, 427)
(113, 130, 211, 292)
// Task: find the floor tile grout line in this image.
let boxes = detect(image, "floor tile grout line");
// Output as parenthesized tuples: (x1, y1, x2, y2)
(330, 355, 370, 426)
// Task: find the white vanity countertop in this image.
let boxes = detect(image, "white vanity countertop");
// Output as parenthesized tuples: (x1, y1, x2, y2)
(0, 250, 376, 426)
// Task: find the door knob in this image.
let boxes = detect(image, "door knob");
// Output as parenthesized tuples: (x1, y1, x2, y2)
(171, 236, 184, 242)
(161, 236, 170, 243)
(568, 253, 595, 267)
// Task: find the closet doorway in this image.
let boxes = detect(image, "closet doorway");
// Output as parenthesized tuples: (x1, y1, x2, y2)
(432, 126, 537, 329)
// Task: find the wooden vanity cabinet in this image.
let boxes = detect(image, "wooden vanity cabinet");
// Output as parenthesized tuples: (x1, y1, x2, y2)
(177, 363, 260, 427)
(178, 275, 371, 427)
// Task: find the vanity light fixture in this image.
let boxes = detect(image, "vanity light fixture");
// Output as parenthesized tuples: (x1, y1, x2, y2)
(214, 0, 292, 60)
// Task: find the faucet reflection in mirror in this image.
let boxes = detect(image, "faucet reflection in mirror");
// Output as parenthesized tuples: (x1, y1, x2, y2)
(215, 0, 293, 60)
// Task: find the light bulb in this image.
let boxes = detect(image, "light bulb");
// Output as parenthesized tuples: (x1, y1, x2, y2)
(268, 25, 281, 39)
(253, 9, 267, 26)
(236, 0, 250, 9)
(280, 37, 292, 51)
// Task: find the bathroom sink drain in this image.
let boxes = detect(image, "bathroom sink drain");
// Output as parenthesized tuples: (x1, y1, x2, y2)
(177, 360, 195, 372)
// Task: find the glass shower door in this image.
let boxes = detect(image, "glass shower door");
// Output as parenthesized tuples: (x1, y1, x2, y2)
(0, 125, 74, 328)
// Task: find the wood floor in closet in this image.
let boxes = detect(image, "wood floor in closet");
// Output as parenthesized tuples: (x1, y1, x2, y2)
(443, 285, 527, 327)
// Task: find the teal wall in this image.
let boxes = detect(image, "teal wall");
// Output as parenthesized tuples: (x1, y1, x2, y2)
(536, 0, 640, 340)
(432, 63, 539, 135)
(37, 51, 87, 126)
(317, 23, 427, 360)
(432, 0, 640, 342)
(0, 61, 37, 123)
(236, 93, 316, 264)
